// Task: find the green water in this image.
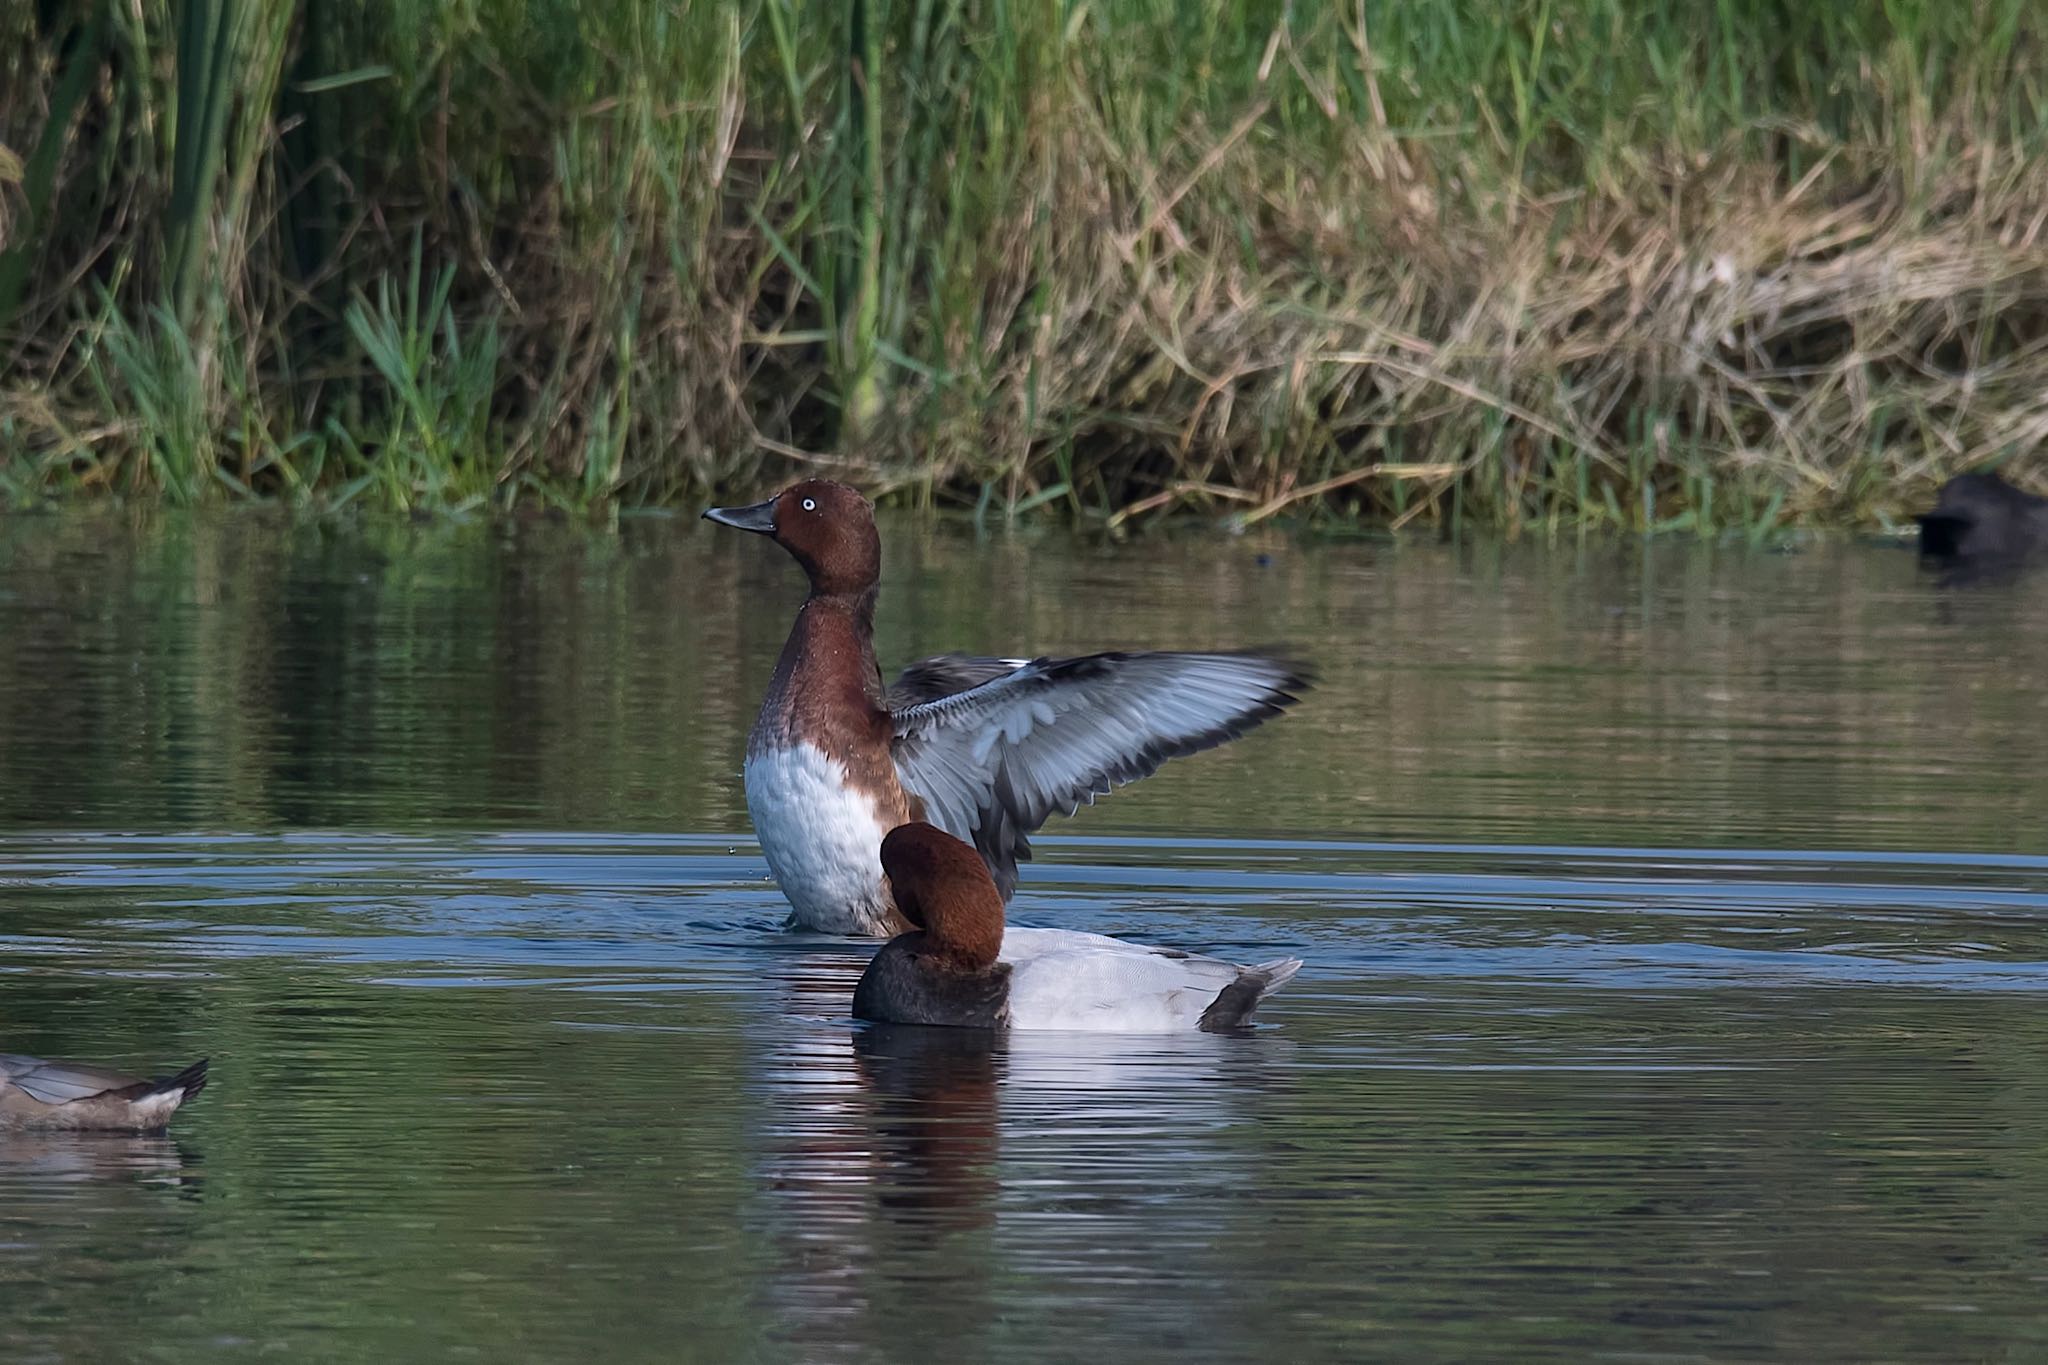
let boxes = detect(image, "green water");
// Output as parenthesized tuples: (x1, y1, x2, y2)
(3, 509, 2047, 1361)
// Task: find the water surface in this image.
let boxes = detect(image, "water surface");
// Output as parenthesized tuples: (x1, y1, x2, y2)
(2, 510, 2046, 1360)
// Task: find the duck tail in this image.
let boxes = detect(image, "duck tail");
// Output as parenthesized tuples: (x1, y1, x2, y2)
(1198, 958, 1304, 1032)
(146, 1058, 209, 1102)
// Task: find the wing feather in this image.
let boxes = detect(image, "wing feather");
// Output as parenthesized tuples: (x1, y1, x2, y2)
(885, 655, 1031, 710)
(0, 1055, 144, 1105)
(890, 650, 1310, 898)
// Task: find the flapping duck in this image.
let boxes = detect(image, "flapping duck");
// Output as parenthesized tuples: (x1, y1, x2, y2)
(704, 479, 1310, 934)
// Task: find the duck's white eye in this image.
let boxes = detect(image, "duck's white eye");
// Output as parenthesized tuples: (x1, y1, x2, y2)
(802, 498, 817, 512)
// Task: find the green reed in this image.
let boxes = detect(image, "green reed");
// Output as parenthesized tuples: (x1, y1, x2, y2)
(1, 0, 2044, 526)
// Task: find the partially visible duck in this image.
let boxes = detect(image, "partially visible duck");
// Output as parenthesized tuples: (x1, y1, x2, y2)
(0, 1054, 208, 1132)
(853, 822, 1302, 1032)
(703, 479, 1311, 936)
(1918, 471, 2048, 574)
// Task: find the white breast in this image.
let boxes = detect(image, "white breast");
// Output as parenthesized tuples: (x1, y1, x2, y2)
(744, 742, 897, 935)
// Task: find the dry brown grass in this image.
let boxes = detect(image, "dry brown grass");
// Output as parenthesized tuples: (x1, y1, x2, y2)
(2, 0, 2044, 527)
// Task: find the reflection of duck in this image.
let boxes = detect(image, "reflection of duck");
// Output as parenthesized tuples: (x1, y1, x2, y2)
(1, 1054, 208, 1131)
(851, 1025, 1000, 1228)
(1918, 472, 2048, 575)
(0, 1131, 193, 1184)
(753, 970, 1291, 1360)
(703, 478, 1310, 934)
(854, 823, 1303, 1031)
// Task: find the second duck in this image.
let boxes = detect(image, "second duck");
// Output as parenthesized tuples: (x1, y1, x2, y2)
(854, 823, 1302, 1032)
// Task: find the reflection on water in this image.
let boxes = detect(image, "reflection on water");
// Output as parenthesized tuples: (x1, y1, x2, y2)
(0, 1131, 195, 1185)
(2, 511, 2047, 1360)
(5, 506, 2048, 850)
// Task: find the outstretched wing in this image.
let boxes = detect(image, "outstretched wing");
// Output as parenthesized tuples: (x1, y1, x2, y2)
(890, 650, 1310, 899)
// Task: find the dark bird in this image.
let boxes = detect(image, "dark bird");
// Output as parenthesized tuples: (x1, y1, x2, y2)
(1918, 471, 2048, 579)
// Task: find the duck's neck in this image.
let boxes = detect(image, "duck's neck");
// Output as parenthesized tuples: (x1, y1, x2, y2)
(921, 887, 1006, 970)
(808, 584, 878, 633)
(794, 589, 881, 696)
(749, 587, 887, 753)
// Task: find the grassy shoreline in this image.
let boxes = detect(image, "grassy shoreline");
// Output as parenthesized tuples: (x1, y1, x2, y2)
(3, 0, 2045, 528)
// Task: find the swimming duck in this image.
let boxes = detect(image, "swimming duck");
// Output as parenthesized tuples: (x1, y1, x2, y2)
(0, 1054, 208, 1131)
(1917, 471, 2048, 574)
(703, 479, 1311, 935)
(852, 822, 1302, 1032)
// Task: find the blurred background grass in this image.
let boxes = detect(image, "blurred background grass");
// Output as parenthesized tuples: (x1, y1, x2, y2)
(1, 0, 2044, 528)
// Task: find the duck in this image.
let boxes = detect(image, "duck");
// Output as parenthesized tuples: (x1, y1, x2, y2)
(1917, 471, 2048, 574)
(0, 1053, 208, 1132)
(852, 822, 1302, 1032)
(703, 479, 1311, 935)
